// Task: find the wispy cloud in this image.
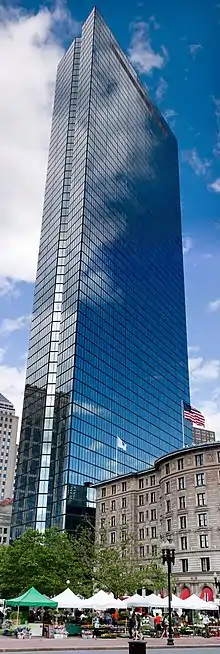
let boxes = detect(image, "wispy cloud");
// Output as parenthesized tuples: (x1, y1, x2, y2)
(183, 236, 193, 255)
(188, 345, 200, 355)
(155, 77, 168, 101)
(163, 108, 178, 130)
(189, 357, 220, 382)
(188, 43, 203, 58)
(208, 177, 220, 193)
(181, 148, 211, 177)
(0, 315, 30, 336)
(0, 277, 20, 297)
(149, 15, 161, 30)
(208, 299, 220, 313)
(128, 21, 169, 75)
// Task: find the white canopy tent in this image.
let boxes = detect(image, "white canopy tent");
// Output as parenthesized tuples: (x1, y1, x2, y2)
(52, 588, 83, 609)
(127, 593, 164, 608)
(161, 594, 186, 610)
(183, 594, 218, 611)
(80, 590, 125, 610)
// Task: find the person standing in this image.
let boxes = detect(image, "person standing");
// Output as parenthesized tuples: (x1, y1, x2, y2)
(129, 612, 135, 639)
(154, 613, 162, 637)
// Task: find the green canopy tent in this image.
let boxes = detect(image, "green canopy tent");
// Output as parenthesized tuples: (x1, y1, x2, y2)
(6, 586, 58, 624)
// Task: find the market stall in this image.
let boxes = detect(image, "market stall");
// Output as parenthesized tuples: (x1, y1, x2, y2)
(6, 586, 58, 636)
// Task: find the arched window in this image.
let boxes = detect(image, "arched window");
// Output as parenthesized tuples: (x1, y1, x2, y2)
(200, 587, 213, 602)
(180, 586, 190, 599)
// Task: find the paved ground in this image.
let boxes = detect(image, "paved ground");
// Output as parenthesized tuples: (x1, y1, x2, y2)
(0, 636, 220, 650)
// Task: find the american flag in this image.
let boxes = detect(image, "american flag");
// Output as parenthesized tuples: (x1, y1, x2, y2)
(183, 402, 205, 427)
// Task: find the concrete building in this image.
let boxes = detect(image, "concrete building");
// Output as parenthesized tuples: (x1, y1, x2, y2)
(0, 498, 13, 545)
(95, 442, 220, 601)
(0, 394, 18, 500)
(193, 427, 215, 444)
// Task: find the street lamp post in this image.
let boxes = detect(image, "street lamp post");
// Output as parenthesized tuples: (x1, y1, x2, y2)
(162, 540, 175, 647)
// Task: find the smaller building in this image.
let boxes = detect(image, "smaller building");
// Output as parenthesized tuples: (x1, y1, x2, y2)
(193, 427, 215, 444)
(0, 394, 18, 500)
(94, 442, 220, 600)
(0, 498, 13, 545)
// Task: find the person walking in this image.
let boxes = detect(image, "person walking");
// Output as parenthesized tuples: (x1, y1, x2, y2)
(161, 615, 168, 637)
(129, 612, 135, 639)
(154, 613, 162, 637)
(92, 615, 100, 638)
(203, 613, 210, 638)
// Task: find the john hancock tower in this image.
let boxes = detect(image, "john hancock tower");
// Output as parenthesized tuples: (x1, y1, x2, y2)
(12, 8, 191, 537)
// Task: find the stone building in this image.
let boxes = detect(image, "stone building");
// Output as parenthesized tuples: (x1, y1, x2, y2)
(0, 498, 13, 545)
(0, 393, 18, 500)
(94, 442, 220, 601)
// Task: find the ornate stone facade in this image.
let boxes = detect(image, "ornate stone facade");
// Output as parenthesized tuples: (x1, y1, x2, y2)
(95, 443, 220, 600)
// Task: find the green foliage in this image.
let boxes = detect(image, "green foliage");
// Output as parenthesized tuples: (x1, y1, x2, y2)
(0, 527, 168, 599)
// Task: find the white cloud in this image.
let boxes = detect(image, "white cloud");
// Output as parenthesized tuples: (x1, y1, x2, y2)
(155, 77, 168, 101)
(0, 277, 20, 298)
(208, 178, 220, 193)
(208, 299, 220, 312)
(183, 236, 193, 254)
(0, 315, 30, 336)
(189, 357, 220, 382)
(188, 43, 203, 57)
(0, 5, 79, 285)
(0, 361, 26, 418)
(181, 148, 211, 177)
(199, 396, 220, 440)
(128, 21, 169, 75)
(163, 109, 178, 120)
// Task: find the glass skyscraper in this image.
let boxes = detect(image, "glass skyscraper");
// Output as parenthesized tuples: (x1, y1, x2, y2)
(12, 8, 191, 537)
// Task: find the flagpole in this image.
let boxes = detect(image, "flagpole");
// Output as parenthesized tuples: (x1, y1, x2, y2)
(181, 400, 185, 449)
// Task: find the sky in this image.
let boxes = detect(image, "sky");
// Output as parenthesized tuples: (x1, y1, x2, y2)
(0, 0, 219, 436)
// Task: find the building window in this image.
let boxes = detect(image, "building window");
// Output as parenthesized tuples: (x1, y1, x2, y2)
(200, 534, 208, 548)
(146, 527, 149, 536)
(195, 454, 203, 467)
(146, 493, 149, 503)
(198, 513, 207, 528)
(166, 463, 170, 475)
(101, 503, 105, 513)
(122, 481, 127, 492)
(100, 533, 105, 544)
(166, 481, 170, 494)
(152, 544, 157, 556)
(121, 530, 127, 542)
(181, 559, 188, 573)
(139, 546, 144, 558)
(150, 492, 156, 503)
(151, 509, 157, 521)
(101, 518, 105, 528)
(196, 473, 205, 486)
(181, 536, 188, 550)
(112, 485, 116, 495)
(151, 526, 157, 539)
(139, 478, 144, 489)
(111, 515, 115, 527)
(110, 532, 116, 544)
(111, 500, 116, 511)
(178, 458, 184, 471)
(218, 452, 220, 463)
(167, 519, 171, 532)
(197, 492, 206, 506)
(139, 511, 144, 523)
(180, 515, 187, 530)
(139, 494, 144, 506)
(122, 514, 126, 525)
(102, 488, 106, 498)
(139, 528, 144, 540)
(178, 476, 185, 490)
(201, 557, 210, 572)
(150, 475, 156, 486)
(166, 499, 171, 513)
(122, 497, 126, 509)
(179, 495, 186, 509)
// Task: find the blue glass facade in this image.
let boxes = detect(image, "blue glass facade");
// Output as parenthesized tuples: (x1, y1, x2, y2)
(11, 8, 191, 537)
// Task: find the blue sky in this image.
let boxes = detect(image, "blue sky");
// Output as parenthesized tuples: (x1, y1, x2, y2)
(0, 0, 219, 435)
